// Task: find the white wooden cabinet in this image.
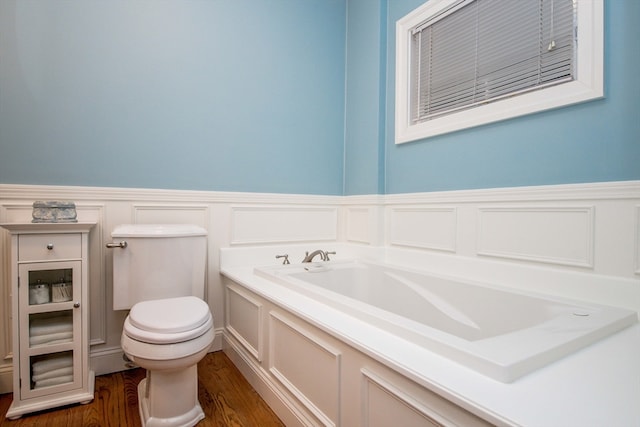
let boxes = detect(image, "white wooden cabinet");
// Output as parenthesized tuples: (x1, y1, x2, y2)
(1, 223, 95, 419)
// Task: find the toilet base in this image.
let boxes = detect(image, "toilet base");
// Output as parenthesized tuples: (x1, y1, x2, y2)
(137, 365, 205, 427)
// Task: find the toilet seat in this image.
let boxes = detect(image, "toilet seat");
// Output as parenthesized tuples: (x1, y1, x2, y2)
(124, 296, 212, 344)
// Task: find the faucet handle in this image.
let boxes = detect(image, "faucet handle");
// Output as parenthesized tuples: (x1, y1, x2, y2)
(275, 254, 290, 265)
(324, 251, 336, 261)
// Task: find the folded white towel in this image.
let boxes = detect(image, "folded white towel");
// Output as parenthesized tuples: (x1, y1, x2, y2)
(32, 355, 73, 375)
(34, 375, 74, 388)
(29, 331, 73, 346)
(32, 366, 74, 382)
(30, 316, 73, 336)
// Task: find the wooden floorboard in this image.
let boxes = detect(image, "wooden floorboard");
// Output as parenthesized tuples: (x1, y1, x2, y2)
(0, 351, 285, 427)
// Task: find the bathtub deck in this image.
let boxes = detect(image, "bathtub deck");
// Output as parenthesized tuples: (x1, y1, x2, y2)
(0, 351, 284, 427)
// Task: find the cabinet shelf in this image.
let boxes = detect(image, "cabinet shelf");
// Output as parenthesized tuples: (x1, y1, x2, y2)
(27, 342, 75, 357)
(26, 301, 76, 314)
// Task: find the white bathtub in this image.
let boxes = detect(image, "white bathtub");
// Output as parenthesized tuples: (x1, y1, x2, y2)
(255, 260, 637, 383)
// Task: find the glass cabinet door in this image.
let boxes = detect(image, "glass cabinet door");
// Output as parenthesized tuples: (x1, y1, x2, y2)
(18, 261, 82, 399)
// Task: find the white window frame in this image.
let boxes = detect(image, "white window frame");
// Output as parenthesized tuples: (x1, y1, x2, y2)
(395, 0, 604, 144)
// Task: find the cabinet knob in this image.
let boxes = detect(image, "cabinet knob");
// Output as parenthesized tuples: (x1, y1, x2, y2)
(46, 243, 54, 250)
(73, 302, 80, 308)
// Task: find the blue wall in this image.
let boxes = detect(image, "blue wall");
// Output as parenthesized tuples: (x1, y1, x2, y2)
(343, 0, 386, 195)
(382, 0, 640, 194)
(1, 0, 639, 196)
(0, 0, 346, 195)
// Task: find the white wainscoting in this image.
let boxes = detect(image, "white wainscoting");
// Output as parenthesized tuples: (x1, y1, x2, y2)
(477, 206, 594, 268)
(1, 181, 639, 394)
(346, 208, 371, 244)
(388, 207, 457, 252)
(383, 181, 640, 280)
(636, 205, 640, 275)
(230, 206, 338, 245)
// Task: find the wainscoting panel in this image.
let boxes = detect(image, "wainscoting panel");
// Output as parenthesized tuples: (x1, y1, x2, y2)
(132, 204, 210, 229)
(225, 284, 263, 362)
(2, 203, 32, 222)
(346, 208, 370, 244)
(77, 203, 107, 346)
(477, 207, 595, 268)
(388, 207, 457, 252)
(269, 311, 341, 427)
(230, 206, 338, 245)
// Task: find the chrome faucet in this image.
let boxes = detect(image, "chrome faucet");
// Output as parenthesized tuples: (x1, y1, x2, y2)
(302, 250, 327, 263)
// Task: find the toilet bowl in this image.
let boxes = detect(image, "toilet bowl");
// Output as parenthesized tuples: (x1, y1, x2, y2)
(121, 296, 214, 427)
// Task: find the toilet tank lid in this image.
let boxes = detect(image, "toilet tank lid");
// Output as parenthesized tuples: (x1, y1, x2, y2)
(112, 224, 207, 238)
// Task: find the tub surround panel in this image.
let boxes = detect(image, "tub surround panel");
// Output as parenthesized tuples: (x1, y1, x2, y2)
(221, 268, 518, 426)
(269, 312, 341, 427)
(477, 207, 595, 267)
(362, 370, 441, 427)
(360, 368, 491, 427)
(225, 284, 263, 362)
(223, 335, 311, 427)
(220, 256, 640, 427)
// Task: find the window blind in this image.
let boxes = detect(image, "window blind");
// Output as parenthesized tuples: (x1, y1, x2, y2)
(410, 0, 576, 124)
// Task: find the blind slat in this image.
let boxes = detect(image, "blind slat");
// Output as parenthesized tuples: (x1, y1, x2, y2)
(411, 0, 576, 124)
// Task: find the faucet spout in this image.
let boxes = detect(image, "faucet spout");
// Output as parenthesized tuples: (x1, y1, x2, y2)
(302, 250, 326, 263)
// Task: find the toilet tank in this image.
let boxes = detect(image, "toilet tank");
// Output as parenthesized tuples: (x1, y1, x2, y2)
(111, 224, 207, 310)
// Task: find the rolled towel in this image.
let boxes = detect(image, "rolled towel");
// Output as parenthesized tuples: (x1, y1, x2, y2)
(29, 331, 73, 346)
(31, 355, 73, 375)
(32, 366, 73, 382)
(34, 375, 74, 388)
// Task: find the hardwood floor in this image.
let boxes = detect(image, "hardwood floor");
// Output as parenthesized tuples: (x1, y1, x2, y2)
(0, 351, 285, 427)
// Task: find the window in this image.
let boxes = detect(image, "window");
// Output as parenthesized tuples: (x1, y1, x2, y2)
(395, 0, 603, 144)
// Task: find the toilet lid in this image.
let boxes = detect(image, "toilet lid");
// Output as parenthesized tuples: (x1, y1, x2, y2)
(124, 314, 213, 344)
(129, 296, 210, 334)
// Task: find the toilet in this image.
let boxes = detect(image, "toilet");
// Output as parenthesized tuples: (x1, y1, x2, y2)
(110, 224, 214, 427)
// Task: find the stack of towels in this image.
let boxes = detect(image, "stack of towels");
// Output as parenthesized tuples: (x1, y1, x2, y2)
(31, 353, 73, 389)
(29, 314, 73, 346)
